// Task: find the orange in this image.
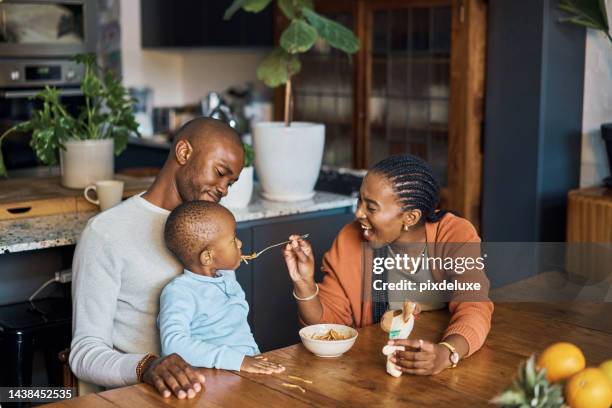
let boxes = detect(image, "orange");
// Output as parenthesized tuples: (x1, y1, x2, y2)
(600, 360, 612, 386)
(565, 368, 612, 408)
(537, 342, 586, 383)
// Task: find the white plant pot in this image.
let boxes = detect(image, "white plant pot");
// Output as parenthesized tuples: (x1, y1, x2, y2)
(220, 166, 254, 208)
(253, 122, 325, 202)
(60, 139, 114, 189)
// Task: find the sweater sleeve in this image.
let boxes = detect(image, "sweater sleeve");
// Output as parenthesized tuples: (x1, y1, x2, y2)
(70, 224, 145, 388)
(437, 215, 494, 357)
(159, 284, 245, 371)
(445, 301, 494, 357)
(315, 229, 355, 327)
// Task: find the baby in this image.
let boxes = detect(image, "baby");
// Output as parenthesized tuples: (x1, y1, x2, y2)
(159, 200, 285, 374)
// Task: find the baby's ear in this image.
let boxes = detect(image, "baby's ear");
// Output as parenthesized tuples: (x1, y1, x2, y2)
(199, 249, 214, 266)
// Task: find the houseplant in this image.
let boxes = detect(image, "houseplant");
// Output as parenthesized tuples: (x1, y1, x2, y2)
(221, 143, 255, 208)
(0, 54, 139, 188)
(559, 0, 612, 185)
(225, 0, 359, 201)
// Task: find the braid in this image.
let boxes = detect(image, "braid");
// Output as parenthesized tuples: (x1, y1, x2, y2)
(371, 154, 452, 223)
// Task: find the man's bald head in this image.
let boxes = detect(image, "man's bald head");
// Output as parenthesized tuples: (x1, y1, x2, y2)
(172, 117, 243, 152)
(169, 117, 245, 203)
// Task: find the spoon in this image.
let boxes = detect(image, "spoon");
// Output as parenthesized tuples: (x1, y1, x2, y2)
(241, 234, 310, 263)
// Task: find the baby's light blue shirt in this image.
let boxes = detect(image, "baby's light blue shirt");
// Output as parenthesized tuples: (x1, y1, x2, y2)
(158, 269, 259, 371)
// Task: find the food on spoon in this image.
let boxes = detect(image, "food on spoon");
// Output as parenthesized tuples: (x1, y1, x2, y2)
(240, 252, 258, 264)
(311, 328, 350, 341)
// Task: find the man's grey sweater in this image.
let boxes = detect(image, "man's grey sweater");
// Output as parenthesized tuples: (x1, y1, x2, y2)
(70, 194, 181, 387)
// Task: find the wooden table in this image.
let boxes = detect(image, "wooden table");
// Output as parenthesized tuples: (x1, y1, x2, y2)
(44, 303, 612, 407)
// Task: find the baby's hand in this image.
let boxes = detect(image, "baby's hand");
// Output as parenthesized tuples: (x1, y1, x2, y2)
(240, 356, 286, 374)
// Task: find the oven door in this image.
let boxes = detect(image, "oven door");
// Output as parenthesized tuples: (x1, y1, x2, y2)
(0, 86, 84, 171)
(0, 0, 96, 58)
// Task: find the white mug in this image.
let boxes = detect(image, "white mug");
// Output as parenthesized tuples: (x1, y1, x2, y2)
(84, 180, 125, 211)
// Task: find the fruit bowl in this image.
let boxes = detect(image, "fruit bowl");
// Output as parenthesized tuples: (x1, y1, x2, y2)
(299, 324, 358, 358)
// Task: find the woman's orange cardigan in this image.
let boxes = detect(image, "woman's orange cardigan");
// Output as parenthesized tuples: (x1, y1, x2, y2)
(314, 213, 494, 357)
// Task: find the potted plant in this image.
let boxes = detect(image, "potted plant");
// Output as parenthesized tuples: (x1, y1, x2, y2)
(559, 0, 612, 186)
(221, 143, 255, 208)
(0, 54, 139, 188)
(225, 0, 359, 201)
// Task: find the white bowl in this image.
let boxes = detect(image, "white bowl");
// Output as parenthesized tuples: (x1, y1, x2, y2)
(299, 324, 358, 358)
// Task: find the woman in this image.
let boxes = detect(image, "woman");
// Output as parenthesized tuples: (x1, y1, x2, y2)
(283, 154, 493, 375)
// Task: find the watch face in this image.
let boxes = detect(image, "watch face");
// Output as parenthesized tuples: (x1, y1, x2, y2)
(450, 352, 460, 365)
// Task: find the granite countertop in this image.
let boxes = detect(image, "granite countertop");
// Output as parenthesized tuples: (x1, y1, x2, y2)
(0, 191, 356, 254)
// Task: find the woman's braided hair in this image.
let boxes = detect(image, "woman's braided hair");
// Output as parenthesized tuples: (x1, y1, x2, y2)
(370, 154, 449, 223)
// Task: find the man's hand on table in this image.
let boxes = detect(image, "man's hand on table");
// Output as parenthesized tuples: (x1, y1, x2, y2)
(142, 353, 206, 399)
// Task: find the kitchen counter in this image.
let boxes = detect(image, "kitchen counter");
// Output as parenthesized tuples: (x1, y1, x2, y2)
(0, 190, 356, 254)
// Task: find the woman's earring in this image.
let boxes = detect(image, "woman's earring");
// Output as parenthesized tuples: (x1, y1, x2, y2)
(403, 225, 409, 232)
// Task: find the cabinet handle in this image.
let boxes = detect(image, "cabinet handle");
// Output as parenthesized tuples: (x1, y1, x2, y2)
(6, 206, 32, 214)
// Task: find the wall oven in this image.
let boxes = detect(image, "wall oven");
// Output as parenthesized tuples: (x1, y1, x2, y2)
(0, 0, 96, 58)
(0, 59, 85, 172)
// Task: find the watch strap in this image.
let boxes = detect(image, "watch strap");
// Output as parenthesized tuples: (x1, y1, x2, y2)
(438, 341, 459, 368)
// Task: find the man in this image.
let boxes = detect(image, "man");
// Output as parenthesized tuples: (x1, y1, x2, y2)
(70, 117, 245, 399)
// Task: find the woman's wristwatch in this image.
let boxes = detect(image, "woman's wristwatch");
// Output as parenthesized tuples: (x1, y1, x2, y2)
(438, 341, 460, 368)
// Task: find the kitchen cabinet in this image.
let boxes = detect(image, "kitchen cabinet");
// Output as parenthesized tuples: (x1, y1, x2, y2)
(237, 209, 354, 352)
(274, 0, 486, 227)
(141, 0, 273, 48)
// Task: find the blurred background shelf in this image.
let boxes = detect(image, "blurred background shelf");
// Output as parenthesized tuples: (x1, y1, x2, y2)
(275, 0, 486, 227)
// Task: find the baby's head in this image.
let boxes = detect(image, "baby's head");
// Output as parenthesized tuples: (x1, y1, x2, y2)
(164, 201, 242, 271)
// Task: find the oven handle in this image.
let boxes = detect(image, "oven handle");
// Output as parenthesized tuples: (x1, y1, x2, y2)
(0, 89, 84, 99)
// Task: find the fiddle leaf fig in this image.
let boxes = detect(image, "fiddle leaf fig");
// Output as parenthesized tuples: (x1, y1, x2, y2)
(302, 8, 360, 54)
(224, 0, 246, 20)
(278, 0, 314, 19)
(281, 19, 318, 54)
(243, 0, 273, 13)
(257, 49, 301, 87)
(224, 0, 359, 126)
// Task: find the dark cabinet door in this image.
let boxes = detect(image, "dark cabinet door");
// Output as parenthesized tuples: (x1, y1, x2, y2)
(251, 210, 354, 352)
(235, 227, 254, 326)
(141, 0, 273, 48)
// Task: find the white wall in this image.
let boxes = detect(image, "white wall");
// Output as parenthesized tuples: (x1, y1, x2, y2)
(119, 0, 267, 107)
(581, 30, 612, 187)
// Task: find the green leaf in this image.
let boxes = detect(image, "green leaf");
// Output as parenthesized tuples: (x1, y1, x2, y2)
(281, 19, 318, 54)
(278, 0, 314, 19)
(256, 48, 301, 87)
(243, 0, 273, 13)
(224, 0, 246, 20)
(559, 0, 610, 33)
(302, 8, 360, 54)
(243, 143, 254, 167)
(112, 127, 129, 155)
(490, 389, 527, 405)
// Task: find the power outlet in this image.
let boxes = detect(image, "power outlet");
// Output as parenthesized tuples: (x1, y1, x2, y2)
(55, 269, 72, 284)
